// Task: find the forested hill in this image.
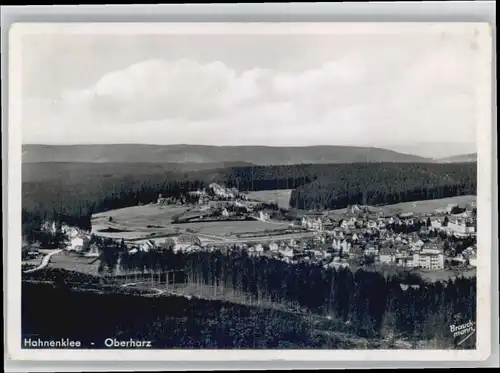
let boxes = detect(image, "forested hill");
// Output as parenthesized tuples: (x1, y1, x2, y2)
(22, 144, 431, 165)
(22, 162, 476, 232)
(21, 162, 254, 183)
(288, 163, 476, 210)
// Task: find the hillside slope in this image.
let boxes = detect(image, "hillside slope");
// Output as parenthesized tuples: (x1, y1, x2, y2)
(22, 161, 476, 233)
(436, 153, 477, 163)
(22, 144, 432, 165)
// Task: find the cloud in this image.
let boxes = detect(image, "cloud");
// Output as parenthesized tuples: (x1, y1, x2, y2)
(78, 58, 268, 123)
(23, 37, 478, 147)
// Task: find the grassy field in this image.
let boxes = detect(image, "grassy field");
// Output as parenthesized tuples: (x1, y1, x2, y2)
(92, 203, 290, 242)
(172, 220, 289, 238)
(91, 204, 192, 239)
(328, 195, 476, 217)
(246, 189, 293, 209)
(93, 204, 191, 222)
(47, 251, 101, 276)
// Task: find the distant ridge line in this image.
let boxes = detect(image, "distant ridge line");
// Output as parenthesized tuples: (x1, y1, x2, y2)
(22, 144, 437, 165)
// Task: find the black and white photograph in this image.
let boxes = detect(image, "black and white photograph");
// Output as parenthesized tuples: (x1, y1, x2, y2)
(5, 21, 495, 362)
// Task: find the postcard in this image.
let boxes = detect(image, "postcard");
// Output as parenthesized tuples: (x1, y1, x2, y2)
(6, 22, 494, 363)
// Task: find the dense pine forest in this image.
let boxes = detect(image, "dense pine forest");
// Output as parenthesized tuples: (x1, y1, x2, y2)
(22, 281, 349, 349)
(22, 162, 476, 233)
(22, 246, 476, 349)
(289, 162, 477, 210)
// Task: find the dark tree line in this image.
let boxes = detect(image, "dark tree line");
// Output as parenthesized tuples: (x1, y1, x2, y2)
(289, 163, 476, 210)
(22, 281, 327, 349)
(22, 264, 475, 349)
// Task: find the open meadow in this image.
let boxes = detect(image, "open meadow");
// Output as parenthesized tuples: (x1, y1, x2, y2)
(91, 204, 192, 239)
(172, 219, 289, 237)
(327, 195, 476, 217)
(246, 189, 293, 209)
(91, 203, 293, 242)
(46, 251, 101, 276)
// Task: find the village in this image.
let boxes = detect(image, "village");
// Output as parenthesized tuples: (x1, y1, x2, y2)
(23, 182, 477, 277)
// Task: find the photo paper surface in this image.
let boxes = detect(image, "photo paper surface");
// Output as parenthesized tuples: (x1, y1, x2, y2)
(6, 22, 494, 362)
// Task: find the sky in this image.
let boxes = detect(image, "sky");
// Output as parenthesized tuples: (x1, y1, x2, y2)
(20, 24, 481, 157)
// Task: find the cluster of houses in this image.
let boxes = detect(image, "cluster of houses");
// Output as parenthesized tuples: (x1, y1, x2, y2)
(238, 227, 477, 270)
(236, 203, 478, 271)
(129, 234, 205, 255)
(40, 221, 100, 257)
(186, 183, 241, 204)
(429, 213, 476, 237)
(157, 194, 186, 206)
(34, 199, 476, 274)
(298, 213, 423, 233)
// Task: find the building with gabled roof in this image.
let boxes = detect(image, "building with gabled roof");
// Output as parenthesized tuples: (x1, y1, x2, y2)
(379, 247, 398, 264)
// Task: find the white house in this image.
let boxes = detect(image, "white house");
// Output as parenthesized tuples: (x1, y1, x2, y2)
(447, 218, 475, 235)
(364, 246, 378, 256)
(452, 253, 466, 264)
(269, 242, 279, 252)
(140, 240, 156, 252)
(259, 211, 270, 221)
(347, 217, 357, 228)
(431, 219, 443, 229)
(311, 249, 323, 258)
(421, 245, 442, 255)
(468, 256, 477, 267)
(411, 239, 425, 251)
(395, 255, 415, 268)
(340, 240, 351, 254)
(405, 218, 415, 226)
(301, 216, 323, 230)
(463, 246, 476, 257)
(332, 238, 350, 253)
(254, 243, 264, 254)
(331, 238, 340, 250)
(379, 248, 397, 264)
(69, 237, 85, 251)
(312, 217, 323, 230)
(414, 252, 444, 270)
(280, 248, 294, 258)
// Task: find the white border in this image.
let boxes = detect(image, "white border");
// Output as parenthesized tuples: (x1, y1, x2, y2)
(6, 22, 494, 362)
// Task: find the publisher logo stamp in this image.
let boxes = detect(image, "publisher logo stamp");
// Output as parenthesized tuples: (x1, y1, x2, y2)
(450, 320, 476, 347)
